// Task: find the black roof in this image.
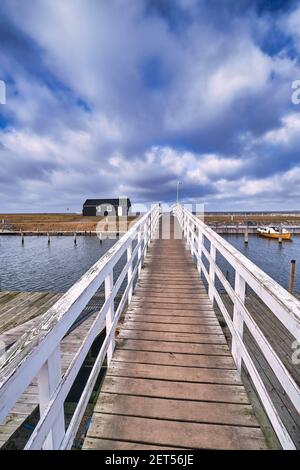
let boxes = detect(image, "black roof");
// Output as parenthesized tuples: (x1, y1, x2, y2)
(83, 198, 131, 207)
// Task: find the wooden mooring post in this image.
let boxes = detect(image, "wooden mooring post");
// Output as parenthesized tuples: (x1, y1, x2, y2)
(289, 259, 296, 294)
(74, 232, 77, 245)
(244, 225, 248, 244)
(278, 226, 283, 244)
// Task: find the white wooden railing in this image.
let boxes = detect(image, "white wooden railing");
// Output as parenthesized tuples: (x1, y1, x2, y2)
(0, 204, 161, 450)
(173, 203, 300, 450)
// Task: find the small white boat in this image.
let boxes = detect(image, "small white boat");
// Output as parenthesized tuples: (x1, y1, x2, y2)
(257, 226, 292, 240)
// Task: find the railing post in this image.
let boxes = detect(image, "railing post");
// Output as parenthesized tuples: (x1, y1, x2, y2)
(183, 213, 186, 240)
(141, 222, 147, 266)
(127, 242, 133, 304)
(191, 222, 195, 256)
(37, 345, 65, 450)
(105, 270, 115, 365)
(208, 244, 216, 303)
(185, 215, 190, 250)
(232, 272, 246, 374)
(197, 229, 203, 276)
(137, 229, 142, 276)
(148, 213, 152, 247)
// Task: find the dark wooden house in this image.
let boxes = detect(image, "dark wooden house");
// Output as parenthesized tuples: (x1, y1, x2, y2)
(82, 198, 132, 217)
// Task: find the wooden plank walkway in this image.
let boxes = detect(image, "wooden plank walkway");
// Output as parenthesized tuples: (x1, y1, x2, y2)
(83, 218, 268, 450)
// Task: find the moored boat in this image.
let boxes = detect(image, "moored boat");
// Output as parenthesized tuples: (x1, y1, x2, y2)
(257, 226, 292, 240)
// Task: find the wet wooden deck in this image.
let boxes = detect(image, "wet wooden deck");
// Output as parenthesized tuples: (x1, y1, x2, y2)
(83, 219, 268, 450)
(0, 292, 105, 449)
(0, 291, 62, 335)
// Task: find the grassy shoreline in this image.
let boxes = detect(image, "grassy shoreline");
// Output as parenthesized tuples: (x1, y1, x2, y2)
(0, 213, 138, 233)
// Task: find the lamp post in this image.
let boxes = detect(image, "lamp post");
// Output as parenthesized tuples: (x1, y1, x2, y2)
(176, 181, 182, 204)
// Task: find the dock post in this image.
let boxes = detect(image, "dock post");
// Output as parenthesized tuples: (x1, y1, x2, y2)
(21, 232, 24, 245)
(47, 232, 50, 245)
(289, 260, 296, 294)
(99, 232, 102, 244)
(74, 232, 77, 245)
(278, 226, 283, 244)
(244, 225, 248, 244)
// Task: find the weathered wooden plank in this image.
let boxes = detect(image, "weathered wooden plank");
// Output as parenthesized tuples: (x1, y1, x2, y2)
(102, 376, 248, 404)
(95, 392, 259, 427)
(0, 292, 46, 320)
(126, 314, 219, 325)
(138, 281, 204, 288)
(108, 361, 241, 384)
(112, 349, 235, 369)
(134, 291, 208, 301)
(114, 349, 235, 369)
(87, 414, 267, 450)
(139, 274, 200, 280)
(0, 294, 63, 348)
(130, 301, 213, 311)
(136, 285, 207, 292)
(122, 321, 223, 335)
(0, 292, 26, 310)
(127, 306, 215, 316)
(119, 329, 227, 344)
(83, 437, 180, 450)
(0, 292, 62, 335)
(117, 338, 231, 356)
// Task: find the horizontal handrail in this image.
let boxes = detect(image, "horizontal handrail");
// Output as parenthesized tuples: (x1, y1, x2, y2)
(173, 203, 300, 450)
(0, 204, 161, 449)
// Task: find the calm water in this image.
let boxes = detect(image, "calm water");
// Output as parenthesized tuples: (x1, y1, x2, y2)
(0, 234, 299, 293)
(0, 236, 118, 292)
(220, 234, 300, 293)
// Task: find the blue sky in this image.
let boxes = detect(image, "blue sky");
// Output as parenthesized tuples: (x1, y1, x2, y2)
(1, 0, 300, 212)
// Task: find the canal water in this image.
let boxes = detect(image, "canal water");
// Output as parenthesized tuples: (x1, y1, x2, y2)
(0, 236, 118, 292)
(0, 233, 299, 294)
(220, 234, 300, 294)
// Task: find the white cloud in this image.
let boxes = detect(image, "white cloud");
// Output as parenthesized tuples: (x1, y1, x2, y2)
(263, 113, 300, 145)
(284, 4, 300, 52)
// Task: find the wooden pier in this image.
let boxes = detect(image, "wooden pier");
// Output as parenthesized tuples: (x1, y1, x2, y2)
(0, 204, 299, 450)
(83, 219, 267, 450)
